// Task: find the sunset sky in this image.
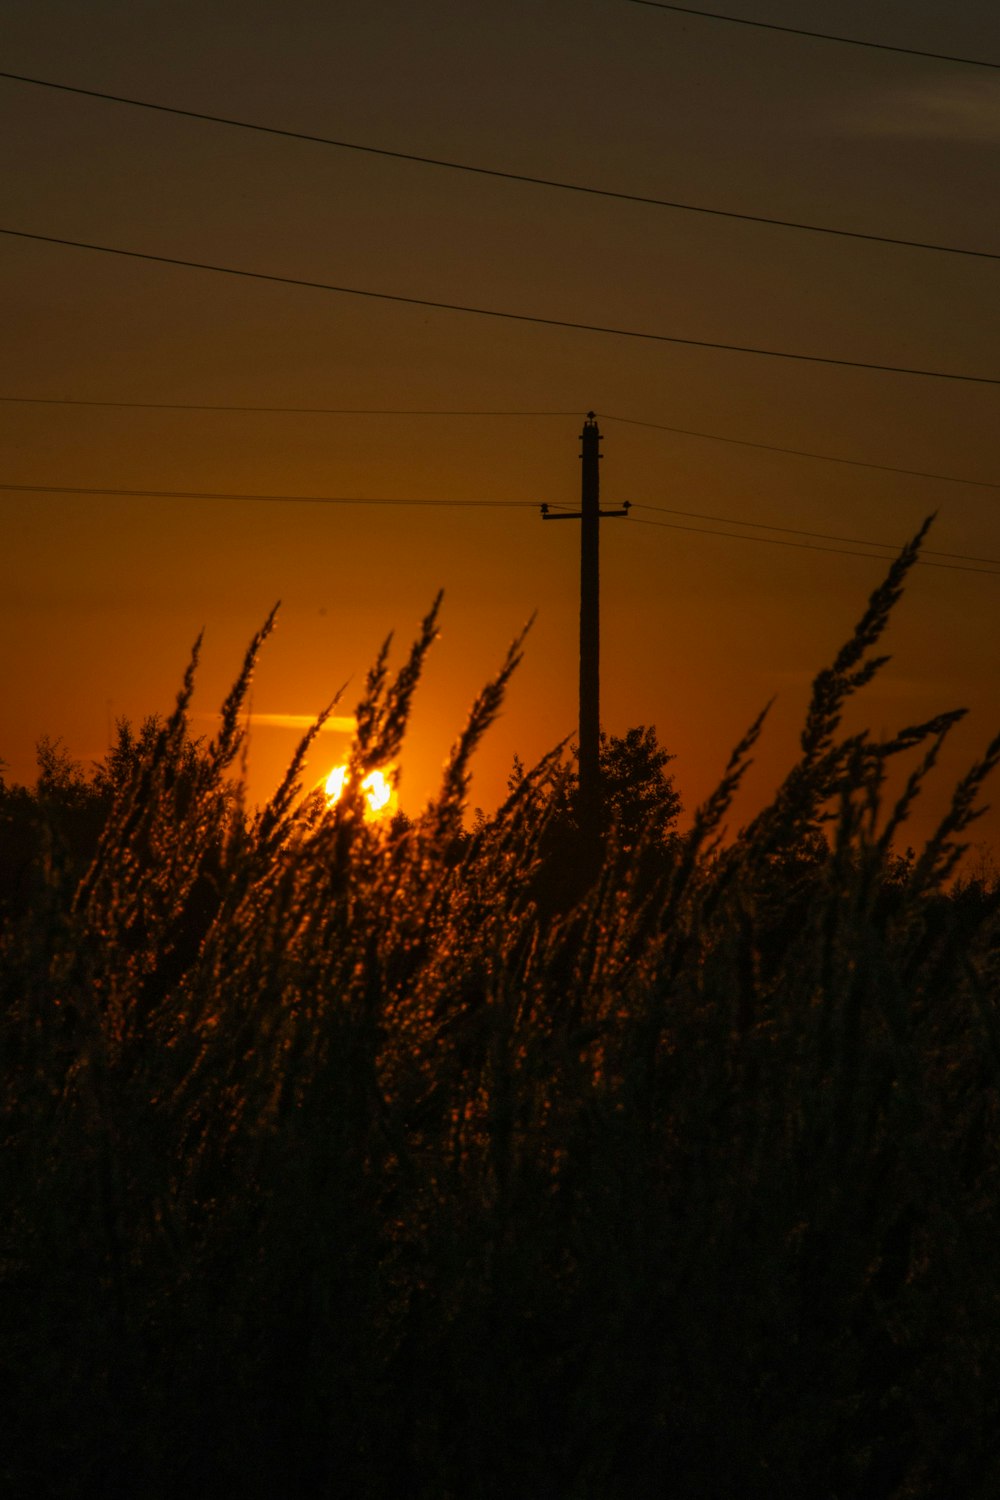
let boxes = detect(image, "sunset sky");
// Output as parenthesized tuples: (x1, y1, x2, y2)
(3, 1, 998, 851)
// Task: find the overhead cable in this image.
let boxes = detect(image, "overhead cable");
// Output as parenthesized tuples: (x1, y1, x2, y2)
(2, 393, 995, 492)
(628, 516, 1000, 575)
(0, 480, 546, 508)
(601, 414, 1000, 491)
(3, 227, 997, 387)
(623, 1, 1000, 70)
(628, 502, 1000, 565)
(0, 70, 996, 261)
(0, 395, 577, 417)
(2, 480, 997, 575)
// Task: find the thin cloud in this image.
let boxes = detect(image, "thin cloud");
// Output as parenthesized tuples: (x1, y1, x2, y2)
(194, 712, 356, 733)
(841, 76, 1000, 142)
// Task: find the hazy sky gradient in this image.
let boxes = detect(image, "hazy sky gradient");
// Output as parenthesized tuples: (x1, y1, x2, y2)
(3, 1, 998, 847)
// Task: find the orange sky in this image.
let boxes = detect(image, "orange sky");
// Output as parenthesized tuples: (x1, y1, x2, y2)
(2, 1, 998, 856)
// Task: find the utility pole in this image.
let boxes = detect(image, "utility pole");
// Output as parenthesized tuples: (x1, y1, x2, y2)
(542, 413, 629, 846)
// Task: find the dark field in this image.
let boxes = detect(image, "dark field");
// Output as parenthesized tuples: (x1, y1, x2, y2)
(4, 533, 1000, 1499)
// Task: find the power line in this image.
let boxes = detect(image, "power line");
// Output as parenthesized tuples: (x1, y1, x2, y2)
(1, 392, 995, 493)
(0, 481, 547, 508)
(601, 414, 1000, 491)
(0, 395, 577, 417)
(629, 516, 1000, 575)
(0, 481, 582, 513)
(3, 393, 995, 492)
(623, 1, 1000, 70)
(4, 227, 998, 388)
(3, 479, 997, 576)
(2, 70, 997, 262)
(629, 502, 1000, 566)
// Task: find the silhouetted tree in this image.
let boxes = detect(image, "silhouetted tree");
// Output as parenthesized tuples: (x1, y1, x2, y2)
(533, 723, 682, 850)
(0, 719, 230, 925)
(504, 725, 681, 912)
(0, 737, 103, 918)
(599, 724, 681, 850)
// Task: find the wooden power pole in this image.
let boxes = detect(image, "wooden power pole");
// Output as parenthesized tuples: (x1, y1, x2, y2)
(542, 413, 629, 844)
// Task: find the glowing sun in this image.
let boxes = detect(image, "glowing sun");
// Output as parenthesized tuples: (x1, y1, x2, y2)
(324, 763, 396, 820)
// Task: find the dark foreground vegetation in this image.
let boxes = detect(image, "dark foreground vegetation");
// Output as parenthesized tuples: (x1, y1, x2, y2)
(4, 529, 1000, 1499)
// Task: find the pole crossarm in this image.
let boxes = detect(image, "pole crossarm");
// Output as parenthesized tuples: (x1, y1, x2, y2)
(540, 502, 631, 520)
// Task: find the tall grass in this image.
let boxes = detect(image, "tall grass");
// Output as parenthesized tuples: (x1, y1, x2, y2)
(3, 525, 1000, 1498)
